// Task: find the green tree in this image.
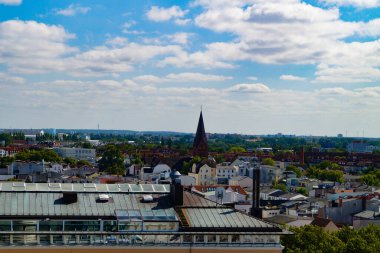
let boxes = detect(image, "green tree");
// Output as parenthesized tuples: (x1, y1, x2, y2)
(77, 160, 91, 167)
(63, 157, 77, 167)
(15, 149, 62, 162)
(296, 187, 307, 195)
(286, 165, 302, 177)
(0, 156, 15, 168)
(98, 145, 125, 175)
(229, 146, 246, 153)
(282, 225, 345, 253)
(262, 158, 275, 166)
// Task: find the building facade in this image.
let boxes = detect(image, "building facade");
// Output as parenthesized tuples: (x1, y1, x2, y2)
(0, 182, 286, 252)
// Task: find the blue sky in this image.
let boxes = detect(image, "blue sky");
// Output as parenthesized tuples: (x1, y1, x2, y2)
(0, 0, 380, 137)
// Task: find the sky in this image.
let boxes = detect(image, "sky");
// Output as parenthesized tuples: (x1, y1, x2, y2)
(0, 0, 380, 137)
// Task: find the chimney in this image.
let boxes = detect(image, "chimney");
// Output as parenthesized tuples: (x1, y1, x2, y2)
(338, 198, 343, 207)
(251, 169, 262, 218)
(300, 147, 305, 166)
(170, 179, 183, 206)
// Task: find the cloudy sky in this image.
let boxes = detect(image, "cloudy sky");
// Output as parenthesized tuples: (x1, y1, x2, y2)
(0, 0, 380, 136)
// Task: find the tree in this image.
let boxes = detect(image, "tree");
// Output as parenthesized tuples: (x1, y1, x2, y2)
(262, 158, 275, 166)
(0, 156, 14, 168)
(98, 145, 125, 175)
(282, 224, 380, 253)
(286, 165, 302, 177)
(296, 187, 307, 195)
(14, 149, 62, 162)
(282, 225, 345, 253)
(229, 146, 246, 153)
(77, 160, 91, 167)
(63, 157, 77, 167)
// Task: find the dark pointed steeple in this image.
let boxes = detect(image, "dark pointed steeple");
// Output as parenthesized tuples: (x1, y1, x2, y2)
(193, 110, 208, 157)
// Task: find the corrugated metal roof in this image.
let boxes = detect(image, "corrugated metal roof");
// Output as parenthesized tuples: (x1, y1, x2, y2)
(0, 182, 170, 193)
(0, 192, 177, 220)
(183, 208, 274, 229)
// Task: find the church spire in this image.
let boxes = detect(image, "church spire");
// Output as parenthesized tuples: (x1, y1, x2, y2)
(193, 110, 208, 157)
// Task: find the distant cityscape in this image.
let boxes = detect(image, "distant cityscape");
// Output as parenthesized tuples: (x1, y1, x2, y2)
(0, 111, 379, 252)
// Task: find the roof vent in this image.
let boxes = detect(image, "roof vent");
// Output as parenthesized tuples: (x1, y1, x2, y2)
(143, 195, 154, 202)
(98, 194, 110, 201)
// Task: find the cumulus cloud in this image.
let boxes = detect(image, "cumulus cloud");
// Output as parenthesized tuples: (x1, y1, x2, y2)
(155, 0, 380, 83)
(0, 0, 21, 5)
(146, 5, 188, 23)
(226, 83, 271, 93)
(0, 20, 77, 74)
(55, 4, 91, 16)
(0, 20, 184, 76)
(280, 75, 307, 81)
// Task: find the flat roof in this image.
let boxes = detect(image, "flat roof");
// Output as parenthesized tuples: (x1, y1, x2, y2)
(0, 182, 170, 193)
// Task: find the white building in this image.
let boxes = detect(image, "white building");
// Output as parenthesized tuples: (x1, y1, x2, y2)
(0, 149, 7, 157)
(53, 147, 96, 163)
(216, 163, 239, 180)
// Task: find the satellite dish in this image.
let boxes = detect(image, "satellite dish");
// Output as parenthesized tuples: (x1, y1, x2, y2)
(215, 187, 226, 205)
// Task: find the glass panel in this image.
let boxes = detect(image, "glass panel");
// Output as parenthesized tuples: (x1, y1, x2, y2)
(231, 235, 240, 243)
(169, 235, 180, 244)
(207, 234, 217, 243)
(39, 235, 50, 245)
(130, 235, 143, 245)
(219, 235, 228, 243)
(39, 220, 63, 231)
(195, 235, 205, 243)
(241, 235, 253, 243)
(103, 220, 117, 232)
(183, 235, 192, 243)
(0, 235, 10, 245)
(156, 235, 168, 244)
(13, 221, 37, 232)
(119, 235, 130, 245)
(64, 221, 100, 231)
(118, 221, 142, 231)
(53, 235, 63, 244)
(0, 220, 11, 231)
(143, 235, 155, 245)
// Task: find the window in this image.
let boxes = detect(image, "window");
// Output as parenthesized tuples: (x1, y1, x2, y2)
(219, 235, 228, 243)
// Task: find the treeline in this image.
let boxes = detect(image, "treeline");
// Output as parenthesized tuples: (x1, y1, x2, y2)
(282, 224, 380, 253)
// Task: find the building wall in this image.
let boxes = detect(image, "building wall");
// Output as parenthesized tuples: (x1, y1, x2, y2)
(0, 247, 282, 253)
(353, 218, 380, 229)
(53, 148, 96, 163)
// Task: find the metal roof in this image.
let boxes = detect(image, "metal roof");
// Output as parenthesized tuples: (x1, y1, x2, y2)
(0, 192, 177, 221)
(0, 182, 170, 193)
(183, 208, 275, 229)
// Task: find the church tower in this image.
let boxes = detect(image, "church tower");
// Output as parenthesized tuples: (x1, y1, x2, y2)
(193, 110, 208, 157)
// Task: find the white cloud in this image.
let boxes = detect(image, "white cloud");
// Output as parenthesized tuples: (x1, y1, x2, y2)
(320, 0, 380, 8)
(226, 83, 271, 93)
(247, 76, 258, 81)
(165, 32, 193, 45)
(0, 20, 77, 74)
(55, 4, 91, 16)
(0, 0, 21, 5)
(133, 72, 232, 83)
(146, 5, 188, 22)
(0, 72, 24, 85)
(0, 20, 184, 76)
(165, 0, 380, 83)
(280, 75, 306, 81)
(175, 19, 191, 25)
